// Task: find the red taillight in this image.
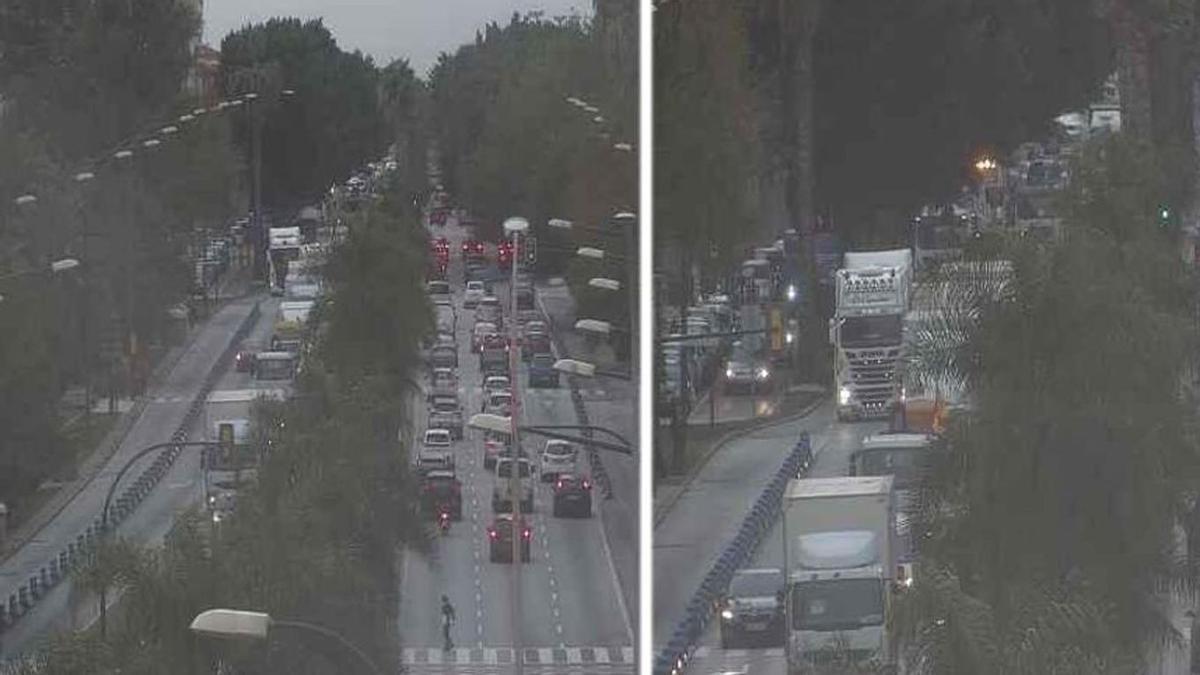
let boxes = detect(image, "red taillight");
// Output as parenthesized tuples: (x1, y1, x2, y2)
(555, 479, 564, 490)
(522, 528, 531, 540)
(487, 529, 498, 539)
(582, 480, 592, 490)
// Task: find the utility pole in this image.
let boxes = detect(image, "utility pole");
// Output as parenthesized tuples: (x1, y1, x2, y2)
(504, 218, 528, 675)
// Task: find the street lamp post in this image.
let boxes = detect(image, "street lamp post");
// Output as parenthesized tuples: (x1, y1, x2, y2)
(94, 440, 220, 638)
(502, 216, 528, 675)
(190, 608, 383, 675)
(74, 171, 96, 427)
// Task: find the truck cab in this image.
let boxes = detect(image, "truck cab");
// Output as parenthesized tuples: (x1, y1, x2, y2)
(831, 249, 912, 421)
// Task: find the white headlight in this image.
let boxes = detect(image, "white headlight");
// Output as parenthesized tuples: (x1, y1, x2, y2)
(720, 609, 734, 620)
(786, 284, 797, 301)
(839, 386, 852, 405)
(785, 331, 795, 344)
(725, 368, 734, 379)
(756, 367, 770, 380)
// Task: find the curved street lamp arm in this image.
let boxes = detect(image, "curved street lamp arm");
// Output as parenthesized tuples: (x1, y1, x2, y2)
(273, 619, 384, 675)
(101, 441, 220, 529)
(520, 425, 633, 455)
(523, 424, 633, 450)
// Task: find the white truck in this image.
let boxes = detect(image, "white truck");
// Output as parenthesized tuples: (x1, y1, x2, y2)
(268, 226, 302, 295)
(203, 389, 287, 522)
(783, 476, 899, 673)
(830, 249, 912, 421)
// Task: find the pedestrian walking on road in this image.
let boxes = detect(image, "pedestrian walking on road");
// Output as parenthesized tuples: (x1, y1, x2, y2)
(441, 595, 456, 651)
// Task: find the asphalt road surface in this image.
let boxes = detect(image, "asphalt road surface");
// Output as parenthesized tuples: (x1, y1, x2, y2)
(1, 293, 280, 658)
(654, 399, 886, 674)
(397, 218, 635, 674)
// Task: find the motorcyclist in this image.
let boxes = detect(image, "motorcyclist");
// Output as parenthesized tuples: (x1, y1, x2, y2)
(441, 595, 456, 650)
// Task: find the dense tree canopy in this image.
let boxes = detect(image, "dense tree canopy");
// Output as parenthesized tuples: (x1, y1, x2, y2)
(220, 18, 385, 211)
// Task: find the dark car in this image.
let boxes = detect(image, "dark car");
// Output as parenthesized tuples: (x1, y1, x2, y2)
(487, 514, 531, 563)
(420, 469, 463, 520)
(528, 353, 559, 388)
(429, 345, 458, 370)
(461, 239, 486, 261)
(551, 474, 592, 518)
(717, 568, 785, 648)
(234, 348, 257, 373)
(521, 333, 552, 362)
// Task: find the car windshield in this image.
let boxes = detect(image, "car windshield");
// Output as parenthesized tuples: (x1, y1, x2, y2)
(545, 443, 575, 458)
(532, 354, 554, 367)
(730, 571, 783, 597)
(425, 433, 450, 445)
(840, 315, 903, 348)
(791, 579, 884, 630)
(857, 447, 926, 489)
(432, 399, 457, 412)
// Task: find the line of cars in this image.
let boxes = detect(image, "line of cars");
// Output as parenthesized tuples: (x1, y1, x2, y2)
(414, 227, 593, 565)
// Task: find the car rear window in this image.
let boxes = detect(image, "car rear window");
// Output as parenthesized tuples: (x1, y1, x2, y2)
(730, 571, 783, 597)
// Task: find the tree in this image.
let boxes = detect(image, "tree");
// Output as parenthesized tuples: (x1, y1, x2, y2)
(220, 18, 385, 211)
(902, 133, 1200, 668)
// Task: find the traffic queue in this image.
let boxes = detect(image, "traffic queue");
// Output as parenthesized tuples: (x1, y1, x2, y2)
(417, 203, 594, 565)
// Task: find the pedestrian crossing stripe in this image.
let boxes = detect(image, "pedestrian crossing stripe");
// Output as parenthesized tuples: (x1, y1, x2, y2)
(653, 646, 783, 658)
(401, 666, 634, 674)
(402, 646, 634, 665)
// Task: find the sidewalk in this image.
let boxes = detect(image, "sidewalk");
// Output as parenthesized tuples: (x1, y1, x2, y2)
(0, 264, 254, 563)
(654, 383, 825, 524)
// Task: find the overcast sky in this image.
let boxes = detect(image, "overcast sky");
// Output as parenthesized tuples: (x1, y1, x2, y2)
(202, 0, 592, 77)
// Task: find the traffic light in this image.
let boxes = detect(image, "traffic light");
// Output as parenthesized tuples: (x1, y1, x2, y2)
(525, 235, 537, 264)
(218, 422, 235, 464)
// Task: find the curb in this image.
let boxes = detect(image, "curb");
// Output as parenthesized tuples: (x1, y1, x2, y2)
(0, 281, 257, 566)
(0, 296, 262, 634)
(654, 431, 815, 674)
(653, 392, 825, 528)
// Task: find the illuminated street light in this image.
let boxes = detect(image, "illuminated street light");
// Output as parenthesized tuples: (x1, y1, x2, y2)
(547, 218, 574, 230)
(613, 142, 634, 152)
(142, 139, 161, 149)
(74, 172, 95, 183)
(577, 246, 605, 260)
(13, 194, 37, 206)
(160, 126, 178, 135)
(974, 157, 997, 172)
(113, 150, 134, 160)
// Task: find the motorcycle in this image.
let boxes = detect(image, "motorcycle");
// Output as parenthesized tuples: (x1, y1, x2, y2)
(437, 508, 451, 534)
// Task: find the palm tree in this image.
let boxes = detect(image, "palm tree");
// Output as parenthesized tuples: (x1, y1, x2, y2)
(898, 133, 1200, 670)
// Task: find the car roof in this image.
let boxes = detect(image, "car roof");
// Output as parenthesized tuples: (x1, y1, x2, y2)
(424, 429, 451, 437)
(424, 469, 456, 479)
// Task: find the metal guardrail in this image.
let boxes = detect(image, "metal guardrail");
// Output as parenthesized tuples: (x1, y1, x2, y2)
(654, 432, 813, 675)
(538, 298, 614, 500)
(0, 300, 261, 632)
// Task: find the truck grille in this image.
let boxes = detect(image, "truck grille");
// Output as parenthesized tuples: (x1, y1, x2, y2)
(846, 348, 900, 410)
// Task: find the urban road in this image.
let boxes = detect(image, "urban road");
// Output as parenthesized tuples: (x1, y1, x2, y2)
(654, 397, 887, 674)
(0, 290, 281, 659)
(396, 216, 636, 674)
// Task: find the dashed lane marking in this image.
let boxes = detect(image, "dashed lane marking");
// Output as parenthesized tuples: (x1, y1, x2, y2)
(401, 646, 635, 666)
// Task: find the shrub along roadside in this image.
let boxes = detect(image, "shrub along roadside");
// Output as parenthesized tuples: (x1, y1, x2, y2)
(8, 171, 431, 675)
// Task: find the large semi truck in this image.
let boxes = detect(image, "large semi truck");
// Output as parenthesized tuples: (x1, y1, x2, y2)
(830, 249, 912, 421)
(783, 476, 900, 673)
